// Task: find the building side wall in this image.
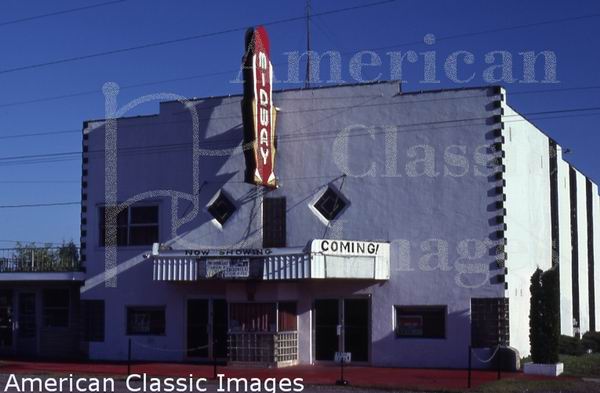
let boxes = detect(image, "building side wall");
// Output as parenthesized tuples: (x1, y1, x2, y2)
(502, 104, 553, 357)
(595, 188, 600, 331)
(592, 184, 600, 332)
(558, 156, 573, 335)
(576, 171, 590, 335)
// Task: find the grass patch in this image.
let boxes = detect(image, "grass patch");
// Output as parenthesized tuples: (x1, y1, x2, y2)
(521, 353, 600, 378)
(560, 353, 600, 377)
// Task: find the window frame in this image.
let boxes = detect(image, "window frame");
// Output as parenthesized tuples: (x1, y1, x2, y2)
(310, 185, 349, 224)
(126, 306, 166, 336)
(42, 289, 70, 329)
(263, 197, 286, 248)
(394, 305, 447, 339)
(206, 190, 237, 228)
(98, 203, 160, 248)
(83, 300, 105, 342)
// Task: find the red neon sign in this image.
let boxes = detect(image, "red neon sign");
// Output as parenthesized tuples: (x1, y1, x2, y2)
(243, 26, 277, 188)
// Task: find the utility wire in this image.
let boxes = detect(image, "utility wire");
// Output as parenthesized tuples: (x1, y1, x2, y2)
(3, 86, 600, 141)
(0, 0, 399, 75)
(0, 201, 80, 208)
(0, 0, 127, 28)
(0, 8, 598, 109)
(0, 104, 599, 166)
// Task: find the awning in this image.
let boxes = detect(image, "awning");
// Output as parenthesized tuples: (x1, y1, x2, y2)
(148, 239, 389, 282)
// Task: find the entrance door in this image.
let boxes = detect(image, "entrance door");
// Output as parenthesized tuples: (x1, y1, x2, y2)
(343, 299, 369, 362)
(314, 298, 370, 363)
(314, 299, 339, 361)
(0, 290, 13, 351)
(212, 299, 228, 359)
(187, 299, 209, 358)
(187, 299, 227, 360)
(17, 293, 36, 356)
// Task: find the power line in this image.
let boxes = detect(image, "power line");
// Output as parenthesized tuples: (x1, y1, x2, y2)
(0, 128, 80, 140)
(0, 239, 79, 246)
(0, 0, 399, 75)
(0, 180, 79, 184)
(5, 85, 600, 141)
(0, 6, 598, 110)
(0, 201, 80, 208)
(0, 0, 127, 28)
(0, 103, 599, 166)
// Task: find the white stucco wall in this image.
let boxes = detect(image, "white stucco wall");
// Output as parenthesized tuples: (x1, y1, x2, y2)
(576, 171, 590, 335)
(82, 83, 507, 367)
(595, 187, 600, 331)
(502, 104, 552, 357)
(592, 184, 600, 331)
(557, 154, 573, 336)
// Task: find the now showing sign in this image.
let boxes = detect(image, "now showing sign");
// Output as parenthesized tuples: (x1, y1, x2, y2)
(205, 259, 250, 278)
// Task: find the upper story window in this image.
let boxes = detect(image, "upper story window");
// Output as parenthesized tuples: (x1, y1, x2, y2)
(43, 289, 70, 328)
(99, 205, 159, 247)
(263, 197, 286, 248)
(207, 190, 236, 226)
(313, 186, 347, 221)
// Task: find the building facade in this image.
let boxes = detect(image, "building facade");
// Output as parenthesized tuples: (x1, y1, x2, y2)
(79, 81, 600, 368)
(0, 246, 84, 359)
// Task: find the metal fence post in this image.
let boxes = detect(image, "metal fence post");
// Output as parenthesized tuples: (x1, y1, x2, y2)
(467, 345, 472, 388)
(127, 338, 132, 376)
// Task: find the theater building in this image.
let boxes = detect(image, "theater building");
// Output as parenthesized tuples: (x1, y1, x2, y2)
(79, 25, 600, 367)
(78, 77, 600, 369)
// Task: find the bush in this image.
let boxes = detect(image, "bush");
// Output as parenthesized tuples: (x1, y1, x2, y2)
(529, 266, 560, 364)
(582, 331, 600, 352)
(559, 335, 585, 356)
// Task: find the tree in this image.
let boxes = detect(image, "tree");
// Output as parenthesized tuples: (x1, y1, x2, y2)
(529, 266, 560, 364)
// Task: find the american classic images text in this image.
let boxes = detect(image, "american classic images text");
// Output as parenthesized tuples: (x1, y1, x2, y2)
(2, 374, 305, 393)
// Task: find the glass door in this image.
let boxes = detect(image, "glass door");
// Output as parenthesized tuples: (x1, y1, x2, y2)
(0, 290, 13, 351)
(314, 298, 370, 363)
(343, 298, 369, 362)
(212, 299, 228, 359)
(314, 299, 340, 361)
(17, 293, 36, 356)
(187, 299, 209, 358)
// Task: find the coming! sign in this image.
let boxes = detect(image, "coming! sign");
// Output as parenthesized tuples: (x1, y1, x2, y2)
(242, 26, 277, 187)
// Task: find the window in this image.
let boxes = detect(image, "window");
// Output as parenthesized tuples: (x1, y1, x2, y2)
(278, 302, 297, 331)
(18, 293, 36, 339)
(43, 289, 70, 328)
(229, 303, 276, 332)
(263, 197, 286, 247)
(314, 187, 347, 221)
(395, 306, 446, 338)
(207, 191, 236, 225)
(83, 300, 105, 342)
(471, 298, 509, 347)
(126, 306, 165, 335)
(99, 205, 159, 247)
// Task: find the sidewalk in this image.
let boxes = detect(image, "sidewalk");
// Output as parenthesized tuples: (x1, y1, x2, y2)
(0, 360, 568, 390)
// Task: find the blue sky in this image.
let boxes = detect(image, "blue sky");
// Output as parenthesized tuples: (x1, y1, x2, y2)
(0, 0, 599, 246)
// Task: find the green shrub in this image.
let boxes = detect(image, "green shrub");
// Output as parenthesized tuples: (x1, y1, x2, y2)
(529, 267, 560, 363)
(559, 335, 585, 356)
(582, 331, 600, 352)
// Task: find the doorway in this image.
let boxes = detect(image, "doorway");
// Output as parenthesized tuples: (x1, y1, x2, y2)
(314, 298, 370, 363)
(186, 299, 227, 360)
(17, 293, 36, 356)
(0, 290, 13, 351)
